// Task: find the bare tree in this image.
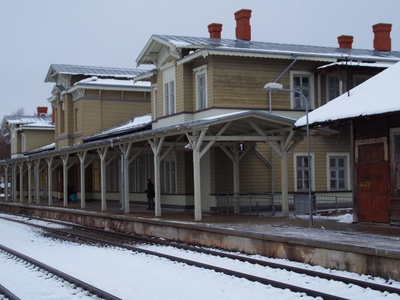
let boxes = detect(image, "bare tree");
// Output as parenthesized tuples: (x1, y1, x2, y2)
(13, 107, 25, 116)
(0, 127, 11, 160)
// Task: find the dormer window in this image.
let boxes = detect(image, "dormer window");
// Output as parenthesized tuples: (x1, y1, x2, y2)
(193, 65, 208, 110)
(162, 64, 176, 116)
(327, 75, 341, 101)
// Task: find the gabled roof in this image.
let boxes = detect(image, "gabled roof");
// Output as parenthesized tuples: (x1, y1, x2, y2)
(136, 34, 400, 66)
(45, 64, 148, 83)
(295, 62, 400, 128)
(2, 115, 54, 130)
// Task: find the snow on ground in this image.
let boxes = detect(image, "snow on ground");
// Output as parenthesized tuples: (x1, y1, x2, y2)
(1, 214, 400, 300)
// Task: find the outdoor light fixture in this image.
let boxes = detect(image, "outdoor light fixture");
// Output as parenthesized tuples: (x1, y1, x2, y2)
(263, 82, 314, 228)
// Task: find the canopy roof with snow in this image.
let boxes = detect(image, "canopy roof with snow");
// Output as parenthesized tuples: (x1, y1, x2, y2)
(295, 62, 400, 128)
(2, 115, 54, 130)
(68, 77, 151, 93)
(44, 64, 148, 83)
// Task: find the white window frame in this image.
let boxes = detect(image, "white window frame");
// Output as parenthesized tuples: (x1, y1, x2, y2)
(106, 159, 119, 192)
(162, 64, 176, 116)
(290, 71, 314, 110)
(152, 84, 158, 120)
(164, 155, 177, 194)
(326, 153, 350, 191)
(293, 153, 315, 192)
(21, 133, 26, 153)
(129, 155, 151, 192)
(193, 65, 208, 110)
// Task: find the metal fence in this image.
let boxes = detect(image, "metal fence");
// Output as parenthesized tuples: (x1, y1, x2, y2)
(215, 192, 353, 216)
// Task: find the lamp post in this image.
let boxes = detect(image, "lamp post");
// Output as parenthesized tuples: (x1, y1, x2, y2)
(263, 82, 313, 228)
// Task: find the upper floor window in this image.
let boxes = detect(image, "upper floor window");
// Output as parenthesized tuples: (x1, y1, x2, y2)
(193, 65, 208, 110)
(74, 108, 78, 131)
(327, 75, 341, 101)
(162, 64, 176, 116)
(21, 133, 26, 153)
(60, 107, 65, 133)
(152, 85, 158, 120)
(290, 71, 313, 110)
(327, 153, 350, 191)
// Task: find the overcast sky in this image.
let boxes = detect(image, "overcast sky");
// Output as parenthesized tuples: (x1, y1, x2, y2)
(1, 0, 400, 121)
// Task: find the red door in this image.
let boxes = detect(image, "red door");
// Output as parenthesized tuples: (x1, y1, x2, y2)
(357, 162, 390, 223)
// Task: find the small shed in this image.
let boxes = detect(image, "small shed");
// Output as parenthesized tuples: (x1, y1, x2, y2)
(295, 62, 400, 225)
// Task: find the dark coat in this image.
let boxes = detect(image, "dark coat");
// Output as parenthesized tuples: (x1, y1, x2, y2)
(146, 181, 155, 198)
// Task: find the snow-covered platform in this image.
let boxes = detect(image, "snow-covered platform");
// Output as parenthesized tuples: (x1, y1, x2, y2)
(0, 200, 399, 281)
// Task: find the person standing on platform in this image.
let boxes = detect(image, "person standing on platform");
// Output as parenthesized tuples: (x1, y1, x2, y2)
(146, 179, 155, 210)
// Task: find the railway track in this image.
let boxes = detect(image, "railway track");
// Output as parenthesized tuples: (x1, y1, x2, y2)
(1, 213, 399, 300)
(0, 243, 121, 300)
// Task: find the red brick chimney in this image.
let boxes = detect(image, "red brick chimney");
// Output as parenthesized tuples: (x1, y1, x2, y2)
(37, 106, 48, 116)
(235, 9, 252, 41)
(208, 23, 223, 39)
(373, 23, 392, 52)
(338, 35, 353, 49)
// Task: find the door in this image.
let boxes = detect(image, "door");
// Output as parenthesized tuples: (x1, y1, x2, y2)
(357, 162, 390, 223)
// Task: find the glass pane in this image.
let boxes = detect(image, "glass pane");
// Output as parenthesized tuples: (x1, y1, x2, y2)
(330, 180, 336, 189)
(330, 158, 336, 167)
(338, 158, 345, 167)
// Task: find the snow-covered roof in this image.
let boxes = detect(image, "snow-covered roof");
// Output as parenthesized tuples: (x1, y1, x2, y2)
(45, 64, 148, 83)
(68, 77, 151, 92)
(50, 110, 297, 154)
(317, 61, 392, 70)
(24, 143, 56, 155)
(137, 34, 400, 65)
(3, 115, 54, 130)
(84, 115, 152, 142)
(295, 62, 400, 128)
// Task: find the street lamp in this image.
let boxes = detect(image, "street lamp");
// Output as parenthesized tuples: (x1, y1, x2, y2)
(263, 82, 313, 228)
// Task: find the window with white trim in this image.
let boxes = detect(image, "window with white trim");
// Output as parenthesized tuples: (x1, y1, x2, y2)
(92, 161, 100, 192)
(294, 153, 314, 191)
(327, 75, 340, 101)
(193, 65, 207, 110)
(163, 65, 176, 116)
(107, 159, 119, 192)
(21, 133, 26, 153)
(290, 71, 313, 110)
(327, 153, 349, 191)
(152, 85, 158, 120)
(129, 155, 151, 193)
(164, 156, 177, 194)
(74, 108, 78, 131)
